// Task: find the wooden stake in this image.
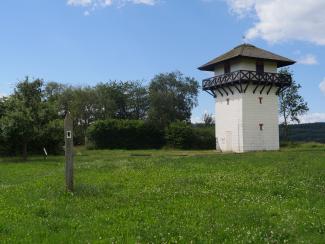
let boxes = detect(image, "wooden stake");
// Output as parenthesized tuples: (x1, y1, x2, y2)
(64, 112, 74, 192)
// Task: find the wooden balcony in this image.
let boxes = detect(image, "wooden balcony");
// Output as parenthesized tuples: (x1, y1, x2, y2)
(202, 70, 292, 97)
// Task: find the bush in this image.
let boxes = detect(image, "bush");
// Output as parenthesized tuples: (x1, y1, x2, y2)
(0, 119, 64, 156)
(192, 127, 215, 149)
(39, 119, 64, 154)
(86, 119, 164, 149)
(165, 122, 194, 149)
(165, 122, 215, 149)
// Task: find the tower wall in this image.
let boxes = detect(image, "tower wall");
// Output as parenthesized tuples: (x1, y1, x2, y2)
(241, 86, 280, 152)
(214, 85, 280, 153)
(214, 58, 277, 76)
(215, 89, 243, 152)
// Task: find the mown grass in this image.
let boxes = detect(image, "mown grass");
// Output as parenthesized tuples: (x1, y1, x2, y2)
(0, 145, 325, 243)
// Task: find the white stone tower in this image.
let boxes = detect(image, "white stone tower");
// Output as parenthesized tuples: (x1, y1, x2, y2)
(199, 44, 295, 152)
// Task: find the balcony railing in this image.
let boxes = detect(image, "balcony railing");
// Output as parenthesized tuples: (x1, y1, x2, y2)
(202, 70, 292, 94)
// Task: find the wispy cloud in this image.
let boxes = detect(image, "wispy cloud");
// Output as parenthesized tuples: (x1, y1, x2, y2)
(67, 0, 158, 8)
(320, 78, 325, 96)
(224, 0, 325, 45)
(298, 112, 325, 123)
(67, 0, 158, 15)
(298, 54, 318, 65)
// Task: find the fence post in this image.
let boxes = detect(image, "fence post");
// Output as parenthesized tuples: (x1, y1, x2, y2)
(64, 112, 74, 192)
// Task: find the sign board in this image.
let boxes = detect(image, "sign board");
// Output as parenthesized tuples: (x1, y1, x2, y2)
(64, 112, 74, 192)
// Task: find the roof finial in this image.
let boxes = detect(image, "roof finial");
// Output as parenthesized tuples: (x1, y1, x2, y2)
(242, 35, 247, 44)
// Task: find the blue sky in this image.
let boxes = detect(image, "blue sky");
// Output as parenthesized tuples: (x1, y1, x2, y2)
(0, 0, 324, 123)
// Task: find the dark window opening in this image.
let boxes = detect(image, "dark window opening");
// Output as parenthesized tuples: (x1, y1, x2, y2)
(259, 97, 263, 104)
(226, 98, 230, 105)
(256, 61, 264, 74)
(259, 123, 264, 131)
(224, 63, 231, 74)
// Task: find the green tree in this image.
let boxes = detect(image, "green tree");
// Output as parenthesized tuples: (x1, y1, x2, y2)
(279, 69, 309, 141)
(203, 113, 214, 126)
(0, 78, 62, 159)
(148, 71, 199, 128)
(0, 78, 43, 160)
(94, 81, 149, 120)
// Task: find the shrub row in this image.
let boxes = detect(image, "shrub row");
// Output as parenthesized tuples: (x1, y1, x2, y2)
(165, 121, 215, 149)
(86, 120, 215, 150)
(86, 120, 165, 149)
(0, 119, 64, 156)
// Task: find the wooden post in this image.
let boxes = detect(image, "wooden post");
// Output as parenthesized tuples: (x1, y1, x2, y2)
(64, 112, 74, 192)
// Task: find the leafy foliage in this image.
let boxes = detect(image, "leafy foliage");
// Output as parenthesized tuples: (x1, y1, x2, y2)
(165, 121, 194, 149)
(86, 119, 164, 149)
(0, 78, 63, 159)
(279, 68, 309, 140)
(148, 71, 199, 128)
(203, 113, 215, 125)
(165, 122, 215, 149)
(0, 72, 201, 154)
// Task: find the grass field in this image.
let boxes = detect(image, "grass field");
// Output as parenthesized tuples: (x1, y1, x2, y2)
(1, 144, 325, 243)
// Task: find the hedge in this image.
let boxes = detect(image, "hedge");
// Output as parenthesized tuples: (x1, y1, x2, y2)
(86, 119, 165, 149)
(165, 121, 215, 149)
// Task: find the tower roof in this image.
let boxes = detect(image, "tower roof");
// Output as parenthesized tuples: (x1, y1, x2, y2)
(198, 44, 296, 71)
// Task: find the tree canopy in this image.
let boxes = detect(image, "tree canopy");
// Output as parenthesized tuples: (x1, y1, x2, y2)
(0, 72, 200, 157)
(148, 71, 199, 127)
(279, 68, 309, 140)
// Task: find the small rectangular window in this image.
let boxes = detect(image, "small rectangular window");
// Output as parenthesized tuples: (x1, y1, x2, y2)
(259, 97, 263, 104)
(226, 98, 230, 105)
(256, 61, 264, 74)
(224, 63, 231, 74)
(259, 123, 264, 131)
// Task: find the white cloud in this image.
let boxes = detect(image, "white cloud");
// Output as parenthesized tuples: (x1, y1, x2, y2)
(225, 0, 325, 45)
(320, 78, 325, 95)
(298, 54, 318, 65)
(67, 0, 157, 9)
(191, 115, 203, 124)
(298, 113, 325, 123)
(279, 112, 325, 124)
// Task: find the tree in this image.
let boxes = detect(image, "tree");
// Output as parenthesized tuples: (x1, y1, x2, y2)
(0, 78, 62, 159)
(148, 71, 199, 128)
(203, 113, 215, 125)
(0, 78, 44, 160)
(279, 68, 309, 141)
(95, 81, 149, 120)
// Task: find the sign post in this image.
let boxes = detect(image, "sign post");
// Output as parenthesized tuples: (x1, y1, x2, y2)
(64, 112, 74, 192)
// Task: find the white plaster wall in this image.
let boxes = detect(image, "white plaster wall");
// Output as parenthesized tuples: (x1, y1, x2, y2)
(241, 85, 279, 151)
(214, 64, 224, 76)
(215, 89, 243, 152)
(225, 58, 277, 74)
(214, 84, 280, 153)
(264, 61, 277, 73)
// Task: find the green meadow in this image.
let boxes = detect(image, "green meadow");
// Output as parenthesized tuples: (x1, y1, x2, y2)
(1, 144, 325, 243)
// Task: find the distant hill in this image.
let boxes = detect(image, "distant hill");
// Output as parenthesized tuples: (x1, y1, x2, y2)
(194, 122, 325, 143)
(280, 122, 325, 143)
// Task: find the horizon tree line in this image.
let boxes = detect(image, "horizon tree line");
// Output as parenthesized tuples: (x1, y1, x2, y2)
(0, 69, 308, 159)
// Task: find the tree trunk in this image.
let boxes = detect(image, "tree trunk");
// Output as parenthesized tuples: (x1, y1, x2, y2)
(22, 142, 28, 161)
(283, 108, 288, 142)
(283, 124, 288, 141)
